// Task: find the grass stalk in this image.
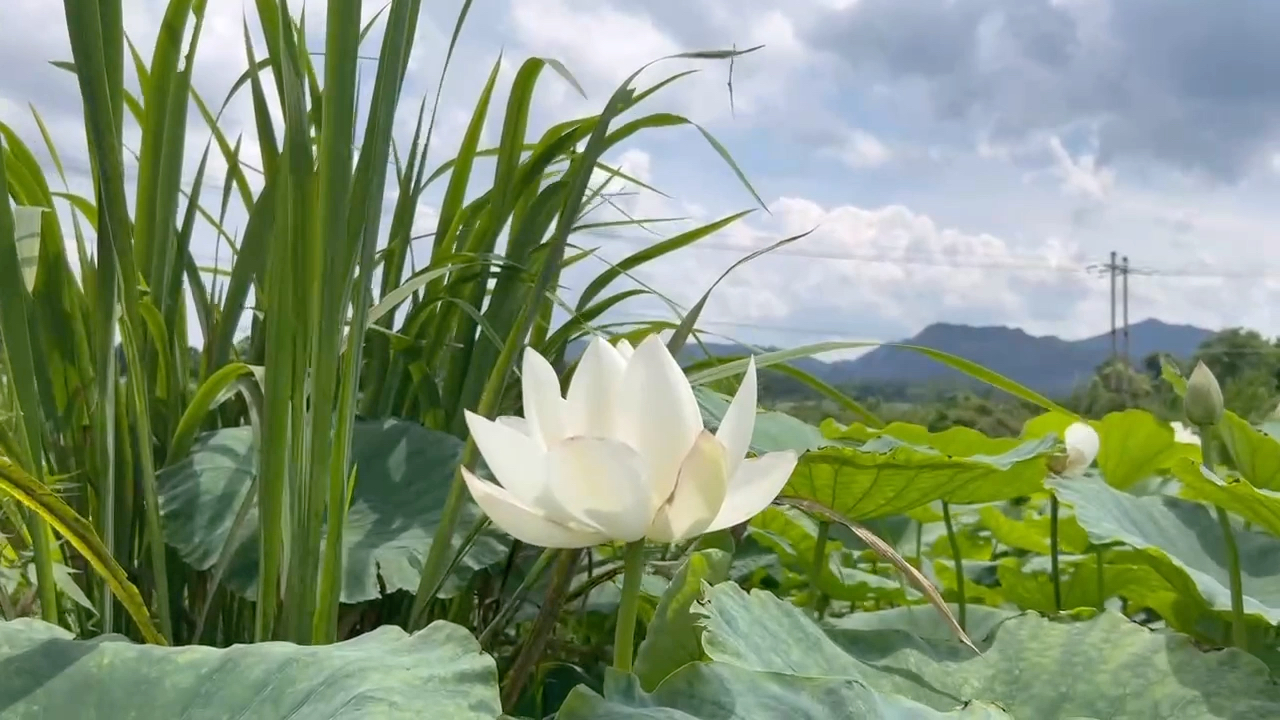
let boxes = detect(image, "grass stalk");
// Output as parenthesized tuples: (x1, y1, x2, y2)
(942, 501, 966, 632)
(808, 520, 830, 617)
(1050, 494, 1062, 613)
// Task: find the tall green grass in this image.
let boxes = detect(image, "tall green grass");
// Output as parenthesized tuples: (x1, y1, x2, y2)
(0, 0, 770, 646)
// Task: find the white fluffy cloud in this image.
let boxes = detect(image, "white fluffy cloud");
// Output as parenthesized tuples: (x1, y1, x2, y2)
(6, 0, 1280, 354)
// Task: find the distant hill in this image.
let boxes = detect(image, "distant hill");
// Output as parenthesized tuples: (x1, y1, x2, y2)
(843, 319, 1211, 395)
(573, 318, 1213, 397)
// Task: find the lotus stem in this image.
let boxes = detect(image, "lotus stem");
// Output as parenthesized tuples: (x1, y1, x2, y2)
(941, 501, 966, 632)
(1095, 546, 1105, 612)
(808, 520, 830, 617)
(613, 540, 647, 672)
(1199, 422, 1247, 649)
(1216, 504, 1247, 649)
(1050, 494, 1062, 613)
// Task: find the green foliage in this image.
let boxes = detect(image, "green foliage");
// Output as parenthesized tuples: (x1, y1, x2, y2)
(1052, 475, 1280, 627)
(698, 583, 1280, 718)
(8, 0, 1280, 717)
(0, 618, 501, 718)
(784, 433, 1056, 518)
(156, 419, 508, 603)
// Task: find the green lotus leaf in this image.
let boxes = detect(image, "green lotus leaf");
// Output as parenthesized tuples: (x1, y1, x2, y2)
(994, 555, 1173, 617)
(1050, 475, 1280, 624)
(1093, 409, 1194, 489)
(695, 387, 826, 454)
(157, 418, 508, 603)
(782, 435, 1055, 520)
(696, 582, 1280, 718)
(978, 505, 1089, 555)
(0, 618, 501, 718)
(825, 603, 1017, 644)
(555, 663, 1015, 719)
(1172, 458, 1280, 537)
(633, 549, 731, 691)
(822, 419, 1032, 457)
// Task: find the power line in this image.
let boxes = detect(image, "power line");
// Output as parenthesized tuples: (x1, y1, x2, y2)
(579, 230, 1092, 273)
(583, 229, 1280, 280)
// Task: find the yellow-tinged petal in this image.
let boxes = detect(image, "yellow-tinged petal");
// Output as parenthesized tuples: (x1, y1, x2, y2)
(566, 336, 627, 439)
(706, 450, 798, 532)
(619, 335, 703, 509)
(648, 430, 730, 543)
(715, 356, 757, 479)
(523, 348, 569, 448)
(544, 436, 653, 542)
(462, 468, 607, 548)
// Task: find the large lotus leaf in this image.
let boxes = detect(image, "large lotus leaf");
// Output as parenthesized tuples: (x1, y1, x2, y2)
(825, 603, 1017, 645)
(158, 419, 508, 603)
(1019, 410, 1075, 439)
(0, 618, 500, 718)
(555, 663, 1014, 719)
(1218, 412, 1280, 490)
(977, 505, 1088, 555)
(822, 418, 1033, 457)
(1050, 475, 1280, 624)
(783, 435, 1055, 520)
(694, 387, 825, 453)
(1172, 459, 1280, 537)
(696, 582, 1280, 718)
(994, 555, 1176, 617)
(633, 549, 731, 691)
(1093, 409, 1194, 489)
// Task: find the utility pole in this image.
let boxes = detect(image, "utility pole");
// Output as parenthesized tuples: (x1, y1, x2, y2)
(1109, 250, 1118, 361)
(1121, 255, 1130, 363)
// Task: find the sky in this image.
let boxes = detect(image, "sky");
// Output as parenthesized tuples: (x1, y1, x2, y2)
(5, 0, 1280, 353)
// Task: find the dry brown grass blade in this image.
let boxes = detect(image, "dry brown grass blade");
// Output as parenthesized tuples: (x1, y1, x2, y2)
(775, 495, 981, 655)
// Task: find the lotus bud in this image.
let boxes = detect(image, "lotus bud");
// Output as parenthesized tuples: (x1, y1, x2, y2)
(1184, 361, 1224, 427)
(1051, 422, 1099, 477)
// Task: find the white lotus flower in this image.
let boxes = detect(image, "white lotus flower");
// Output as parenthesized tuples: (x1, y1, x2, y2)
(461, 335, 800, 548)
(1062, 422, 1100, 476)
(1170, 421, 1201, 447)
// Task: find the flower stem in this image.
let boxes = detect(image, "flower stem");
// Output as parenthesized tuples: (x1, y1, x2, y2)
(942, 501, 965, 632)
(1199, 422, 1247, 649)
(1217, 506, 1247, 649)
(1050, 493, 1062, 613)
(1095, 546, 1105, 612)
(808, 520, 830, 617)
(613, 540, 647, 672)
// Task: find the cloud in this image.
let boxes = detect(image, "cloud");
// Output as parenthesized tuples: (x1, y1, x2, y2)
(8, 0, 1280, 357)
(832, 128, 893, 169)
(809, 0, 1280, 181)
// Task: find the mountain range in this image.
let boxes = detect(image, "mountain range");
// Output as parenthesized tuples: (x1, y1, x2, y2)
(669, 318, 1213, 397)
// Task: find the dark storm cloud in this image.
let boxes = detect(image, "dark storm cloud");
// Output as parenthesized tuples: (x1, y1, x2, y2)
(811, 0, 1280, 181)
